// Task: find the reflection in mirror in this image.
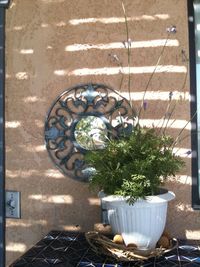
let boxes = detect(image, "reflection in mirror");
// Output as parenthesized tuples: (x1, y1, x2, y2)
(74, 116, 107, 150)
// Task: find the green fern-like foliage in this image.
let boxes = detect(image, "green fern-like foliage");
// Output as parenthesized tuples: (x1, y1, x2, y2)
(84, 125, 184, 204)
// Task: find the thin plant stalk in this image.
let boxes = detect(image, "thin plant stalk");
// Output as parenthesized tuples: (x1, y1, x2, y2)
(173, 131, 200, 155)
(172, 111, 197, 149)
(121, 1, 132, 109)
(110, 53, 124, 92)
(161, 62, 189, 134)
(161, 103, 176, 135)
(173, 135, 190, 155)
(137, 33, 170, 121)
(158, 100, 173, 133)
(119, 3, 190, 151)
(119, 71, 124, 92)
(162, 58, 189, 138)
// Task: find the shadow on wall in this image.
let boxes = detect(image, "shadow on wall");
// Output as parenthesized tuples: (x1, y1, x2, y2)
(5, 0, 192, 265)
(166, 174, 200, 239)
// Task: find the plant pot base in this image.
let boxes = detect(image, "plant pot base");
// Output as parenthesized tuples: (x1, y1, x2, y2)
(101, 190, 175, 249)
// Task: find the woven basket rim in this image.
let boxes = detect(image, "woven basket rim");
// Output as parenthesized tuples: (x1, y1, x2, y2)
(85, 231, 178, 262)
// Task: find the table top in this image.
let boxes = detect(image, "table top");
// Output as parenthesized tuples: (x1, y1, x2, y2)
(10, 230, 200, 267)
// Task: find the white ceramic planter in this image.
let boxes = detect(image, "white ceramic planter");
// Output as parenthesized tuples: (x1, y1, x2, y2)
(101, 190, 175, 250)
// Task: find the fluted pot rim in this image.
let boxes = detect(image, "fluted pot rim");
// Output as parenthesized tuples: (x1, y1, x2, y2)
(100, 188, 175, 205)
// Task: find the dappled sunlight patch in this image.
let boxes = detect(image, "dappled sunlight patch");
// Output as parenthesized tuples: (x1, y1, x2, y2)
(6, 147, 12, 152)
(173, 148, 193, 158)
(176, 203, 193, 212)
(5, 121, 21, 128)
(18, 144, 46, 152)
(186, 230, 200, 240)
(88, 198, 100, 205)
(139, 119, 191, 130)
(40, 0, 65, 3)
(41, 21, 67, 28)
(34, 145, 46, 152)
(6, 170, 20, 178)
(12, 25, 25, 31)
(6, 73, 12, 79)
(69, 14, 170, 25)
(44, 169, 65, 179)
(6, 169, 65, 179)
(6, 220, 47, 228)
(41, 23, 49, 28)
(15, 72, 29, 80)
(54, 69, 67, 76)
(23, 96, 45, 103)
(20, 49, 34, 54)
(6, 242, 27, 253)
(55, 21, 66, 27)
(67, 65, 187, 76)
(46, 45, 53, 49)
(177, 175, 192, 185)
(120, 91, 190, 101)
(167, 175, 192, 185)
(65, 39, 179, 52)
(6, 169, 38, 178)
(62, 225, 81, 231)
(9, 1, 16, 9)
(29, 194, 73, 204)
(34, 119, 44, 128)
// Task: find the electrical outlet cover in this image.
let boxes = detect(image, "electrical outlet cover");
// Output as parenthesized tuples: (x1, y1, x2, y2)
(6, 191, 21, 219)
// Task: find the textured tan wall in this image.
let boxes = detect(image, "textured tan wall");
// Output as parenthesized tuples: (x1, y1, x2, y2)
(5, 0, 200, 266)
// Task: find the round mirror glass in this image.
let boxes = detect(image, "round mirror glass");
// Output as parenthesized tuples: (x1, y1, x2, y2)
(74, 116, 108, 150)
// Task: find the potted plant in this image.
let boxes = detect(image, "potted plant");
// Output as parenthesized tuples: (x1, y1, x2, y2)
(84, 124, 184, 251)
(83, 1, 187, 253)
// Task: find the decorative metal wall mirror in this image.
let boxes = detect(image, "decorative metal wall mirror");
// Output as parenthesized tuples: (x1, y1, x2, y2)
(45, 83, 135, 182)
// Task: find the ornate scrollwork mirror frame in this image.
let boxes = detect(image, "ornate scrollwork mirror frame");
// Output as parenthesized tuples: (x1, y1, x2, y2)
(45, 83, 135, 182)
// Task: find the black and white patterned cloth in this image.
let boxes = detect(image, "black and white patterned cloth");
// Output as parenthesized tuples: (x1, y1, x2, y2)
(10, 231, 200, 267)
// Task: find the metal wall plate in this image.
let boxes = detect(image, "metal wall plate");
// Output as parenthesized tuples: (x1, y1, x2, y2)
(45, 83, 135, 182)
(5, 191, 21, 219)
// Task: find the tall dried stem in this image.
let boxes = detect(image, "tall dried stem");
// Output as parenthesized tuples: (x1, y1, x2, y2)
(137, 34, 170, 121)
(121, 1, 132, 109)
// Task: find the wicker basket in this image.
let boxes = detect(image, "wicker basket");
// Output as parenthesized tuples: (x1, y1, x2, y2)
(85, 231, 178, 262)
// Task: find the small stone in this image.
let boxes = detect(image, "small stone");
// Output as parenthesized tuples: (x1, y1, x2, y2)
(127, 243, 137, 248)
(113, 234, 124, 244)
(157, 236, 170, 249)
(94, 223, 112, 235)
(162, 230, 171, 240)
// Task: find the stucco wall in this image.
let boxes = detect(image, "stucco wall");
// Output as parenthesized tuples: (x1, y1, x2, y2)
(5, 0, 200, 266)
